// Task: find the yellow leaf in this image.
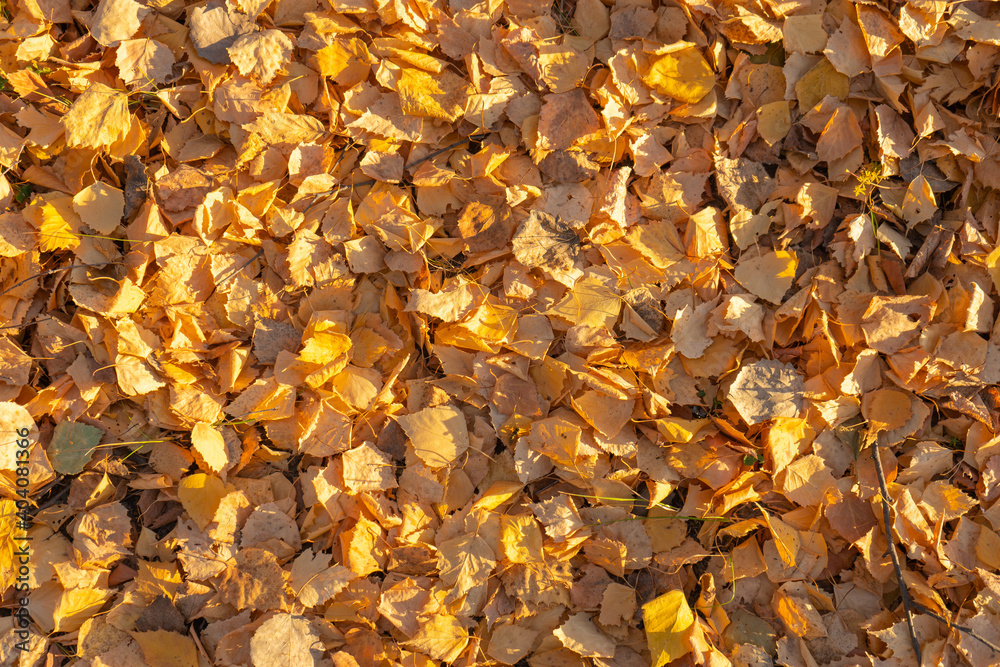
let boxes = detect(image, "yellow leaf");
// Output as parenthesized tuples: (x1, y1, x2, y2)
(329, 364, 381, 412)
(62, 82, 131, 149)
(30, 196, 81, 252)
(386, 47, 447, 73)
(794, 57, 849, 110)
(777, 455, 842, 507)
(437, 532, 496, 598)
(773, 588, 826, 639)
(177, 473, 230, 531)
(115, 38, 175, 90)
(757, 101, 791, 146)
(472, 481, 525, 512)
(54, 586, 114, 632)
(435, 302, 517, 352)
(555, 612, 617, 657)
(984, 246, 1000, 298)
(734, 249, 797, 305)
(315, 39, 372, 86)
(764, 418, 814, 471)
(762, 511, 801, 567)
(901, 175, 936, 225)
(643, 590, 694, 667)
(299, 328, 351, 365)
(656, 418, 710, 443)
(501, 514, 544, 564)
(977, 526, 1000, 570)
(397, 405, 470, 468)
(862, 388, 912, 433)
(406, 282, 475, 322)
(190, 422, 228, 475)
(71, 182, 125, 235)
(131, 630, 199, 667)
(298, 313, 352, 388)
(397, 67, 469, 121)
(643, 46, 715, 104)
(405, 612, 470, 663)
(546, 276, 620, 329)
(341, 442, 396, 493)
(228, 29, 293, 85)
(572, 391, 634, 438)
(342, 515, 386, 576)
(538, 40, 591, 93)
(487, 622, 538, 665)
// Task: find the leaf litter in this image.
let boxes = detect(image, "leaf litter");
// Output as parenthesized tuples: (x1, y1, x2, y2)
(2, 0, 1000, 666)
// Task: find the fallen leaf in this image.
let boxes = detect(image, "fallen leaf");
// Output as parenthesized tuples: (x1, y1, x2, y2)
(250, 614, 325, 667)
(643, 590, 694, 667)
(757, 101, 791, 145)
(405, 612, 470, 662)
(72, 182, 125, 235)
(512, 210, 581, 276)
(555, 613, 616, 657)
(437, 532, 497, 599)
(177, 473, 230, 531)
(735, 249, 797, 305)
(729, 360, 805, 425)
(131, 630, 199, 667)
(396, 67, 469, 121)
(190, 422, 228, 475)
(48, 420, 104, 475)
(189, 0, 256, 64)
(643, 45, 716, 104)
(397, 405, 469, 468)
(546, 275, 620, 329)
(61, 83, 131, 150)
(115, 39, 175, 90)
(89, 0, 151, 47)
(228, 30, 294, 85)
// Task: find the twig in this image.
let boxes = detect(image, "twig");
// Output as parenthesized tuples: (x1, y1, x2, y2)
(303, 133, 488, 213)
(0, 316, 51, 331)
(406, 133, 488, 171)
(34, 484, 70, 511)
(909, 601, 1000, 655)
(329, 138, 357, 175)
(0, 261, 122, 300)
(871, 432, 922, 664)
(207, 248, 264, 299)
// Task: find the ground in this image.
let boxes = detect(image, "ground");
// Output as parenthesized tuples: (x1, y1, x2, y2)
(2, 0, 1000, 666)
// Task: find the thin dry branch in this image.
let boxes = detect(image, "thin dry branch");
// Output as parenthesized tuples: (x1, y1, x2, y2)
(909, 601, 1000, 656)
(871, 432, 922, 664)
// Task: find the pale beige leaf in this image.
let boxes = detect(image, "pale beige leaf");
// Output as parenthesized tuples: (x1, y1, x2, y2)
(555, 613, 616, 658)
(250, 614, 324, 667)
(729, 359, 805, 425)
(115, 39, 175, 90)
(72, 182, 124, 235)
(734, 249, 797, 305)
(406, 282, 475, 322)
(228, 30, 294, 85)
(396, 405, 469, 469)
(89, 0, 150, 47)
(62, 83, 131, 150)
(437, 533, 496, 598)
